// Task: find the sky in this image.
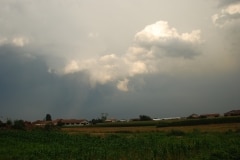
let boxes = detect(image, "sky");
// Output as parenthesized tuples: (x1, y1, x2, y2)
(0, 0, 240, 121)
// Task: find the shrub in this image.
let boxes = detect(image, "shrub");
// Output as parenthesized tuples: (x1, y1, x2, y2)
(157, 116, 240, 128)
(13, 120, 25, 130)
(167, 129, 185, 136)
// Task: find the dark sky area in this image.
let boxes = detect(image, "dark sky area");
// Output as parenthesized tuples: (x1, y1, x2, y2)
(0, 0, 240, 121)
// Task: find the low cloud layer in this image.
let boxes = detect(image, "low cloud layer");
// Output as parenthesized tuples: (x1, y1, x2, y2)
(218, 0, 240, 7)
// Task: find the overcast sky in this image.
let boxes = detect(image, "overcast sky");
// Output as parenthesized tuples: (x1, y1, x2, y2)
(0, 0, 240, 121)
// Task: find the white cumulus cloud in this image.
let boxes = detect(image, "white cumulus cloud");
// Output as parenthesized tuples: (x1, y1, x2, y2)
(132, 21, 202, 59)
(12, 37, 29, 47)
(117, 78, 129, 92)
(212, 2, 240, 27)
(0, 36, 29, 47)
(62, 21, 202, 91)
(64, 60, 80, 74)
(135, 21, 201, 44)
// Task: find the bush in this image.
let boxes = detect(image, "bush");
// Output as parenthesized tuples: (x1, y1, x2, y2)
(6, 119, 12, 126)
(156, 116, 240, 128)
(167, 129, 185, 136)
(13, 120, 25, 130)
(44, 123, 54, 131)
(139, 115, 152, 121)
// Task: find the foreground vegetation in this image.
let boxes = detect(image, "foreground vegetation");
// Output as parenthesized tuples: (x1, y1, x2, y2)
(157, 116, 240, 128)
(0, 128, 240, 160)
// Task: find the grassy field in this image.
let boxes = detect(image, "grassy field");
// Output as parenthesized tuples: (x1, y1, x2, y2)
(62, 123, 240, 135)
(0, 123, 240, 160)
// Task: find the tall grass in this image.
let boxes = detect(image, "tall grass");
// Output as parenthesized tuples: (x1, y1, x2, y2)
(157, 116, 240, 128)
(0, 130, 240, 159)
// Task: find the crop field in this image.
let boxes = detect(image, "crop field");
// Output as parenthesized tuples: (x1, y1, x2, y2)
(62, 123, 240, 135)
(0, 123, 240, 160)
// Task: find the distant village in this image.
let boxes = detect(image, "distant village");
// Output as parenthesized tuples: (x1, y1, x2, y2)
(0, 109, 240, 129)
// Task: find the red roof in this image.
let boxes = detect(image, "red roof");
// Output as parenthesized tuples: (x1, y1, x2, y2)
(52, 119, 88, 124)
(224, 110, 240, 116)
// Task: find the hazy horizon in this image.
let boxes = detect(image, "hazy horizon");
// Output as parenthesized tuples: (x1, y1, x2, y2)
(1, 0, 240, 121)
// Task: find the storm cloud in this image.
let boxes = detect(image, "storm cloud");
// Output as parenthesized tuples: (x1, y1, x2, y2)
(218, 0, 240, 7)
(213, 1, 240, 27)
(0, 0, 240, 121)
(62, 21, 203, 91)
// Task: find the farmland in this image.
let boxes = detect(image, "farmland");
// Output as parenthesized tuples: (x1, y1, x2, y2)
(0, 123, 240, 160)
(62, 123, 240, 135)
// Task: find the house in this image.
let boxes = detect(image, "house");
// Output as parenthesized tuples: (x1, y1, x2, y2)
(161, 117, 181, 120)
(129, 118, 140, 121)
(199, 113, 220, 118)
(32, 120, 52, 126)
(187, 114, 199, 119)
(105, 118, 117, 123)
(24, 121, 33, 129)
(224, 110, 240, 116)
(119, 119, 127, 122)
(53, 119, 89, 126)
(153, 118, 161, 121)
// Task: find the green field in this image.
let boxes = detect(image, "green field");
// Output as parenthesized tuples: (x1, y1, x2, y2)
(0, 129, 240, 160)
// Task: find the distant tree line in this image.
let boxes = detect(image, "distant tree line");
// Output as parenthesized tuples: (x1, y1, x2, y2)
(0, 119, 26, 130)
(0, 114, 54, 131)
(139, 115, 152, 121)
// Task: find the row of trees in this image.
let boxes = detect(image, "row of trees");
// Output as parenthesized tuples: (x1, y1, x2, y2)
(0, 114, 53, 130)
(0, 114, 153, 127)
(139, 115, 152, 121)
(91, 114, 152, 124)
(0, 119, 26, 130)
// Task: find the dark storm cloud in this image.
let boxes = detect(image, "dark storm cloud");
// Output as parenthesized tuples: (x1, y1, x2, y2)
(214, 14, 240, 26)
(0, 46, 54, 119)
(1, 41, 240, 121)
(213, 3, 240, 61)
(103, 71, 240, 119)
(218, 0, 240, 7)
(1, 1, 240, 121)
(0, 45, 112, 120)
(152, 39, 201, 59)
